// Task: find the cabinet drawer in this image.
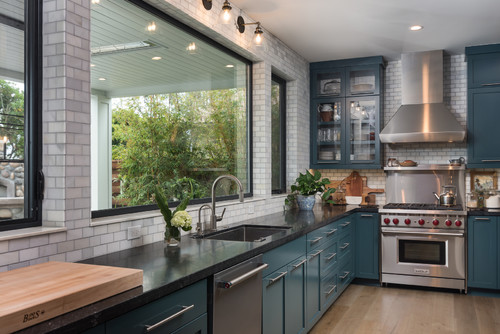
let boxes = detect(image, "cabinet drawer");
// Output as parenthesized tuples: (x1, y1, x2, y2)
(307, 221, 339, 251)
(338, 218, 353, 236)
(106, 280, 207, 334)
(320, 240, 338, 278)
(263, 236, 306, 276)
(338, 232, 353, 263)
(320, 271, 338, 309)
(338, 260, 354, 293)
(172, 314, 208, 334)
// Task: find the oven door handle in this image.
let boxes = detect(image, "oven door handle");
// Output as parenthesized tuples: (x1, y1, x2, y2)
(381, 230, 464, 237)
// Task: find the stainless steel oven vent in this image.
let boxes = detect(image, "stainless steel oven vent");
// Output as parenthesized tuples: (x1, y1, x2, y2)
(379, 50, 466, 143)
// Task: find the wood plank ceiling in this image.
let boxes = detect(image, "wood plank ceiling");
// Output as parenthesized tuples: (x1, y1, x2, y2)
(91, 0, 245, 98)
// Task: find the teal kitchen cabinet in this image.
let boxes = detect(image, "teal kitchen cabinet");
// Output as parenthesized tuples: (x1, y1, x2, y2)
(262, 236, 306, 334)
(468, 216, 498, 289)
(355, 213, 379, 280)
(106, 279, 207, 334)
(285, 256, 307, 334)
(310, 57, 385, 169)
(305, 247, 322, 329)
(262, 256, 307, 334)
(465, 44, 500, 167)
(82, 324, 105, 334)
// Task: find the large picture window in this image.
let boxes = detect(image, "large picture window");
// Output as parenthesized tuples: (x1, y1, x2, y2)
(0, 0, 42, 231)
(90, 0, 251, 216)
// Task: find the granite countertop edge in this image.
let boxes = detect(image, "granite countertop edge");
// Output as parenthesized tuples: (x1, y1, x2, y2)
(18, 206, 377, 334)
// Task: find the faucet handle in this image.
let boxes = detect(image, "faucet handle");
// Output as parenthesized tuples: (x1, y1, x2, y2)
(216, 207, 227, 222)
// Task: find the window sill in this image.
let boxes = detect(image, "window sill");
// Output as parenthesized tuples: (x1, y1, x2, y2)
(0, 226, 67, 242)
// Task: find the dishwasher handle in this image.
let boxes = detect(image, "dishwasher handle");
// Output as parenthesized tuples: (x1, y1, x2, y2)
(217, 263, 269, 289)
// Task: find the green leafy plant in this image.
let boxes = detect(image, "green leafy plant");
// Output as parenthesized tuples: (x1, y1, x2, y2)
(155, 185, 193, 242)
(285, 170, 335, 207)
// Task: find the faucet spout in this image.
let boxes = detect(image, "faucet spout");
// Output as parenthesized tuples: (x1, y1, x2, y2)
(210, 175, 245, 230)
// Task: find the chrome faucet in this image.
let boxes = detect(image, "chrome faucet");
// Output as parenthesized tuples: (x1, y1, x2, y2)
(209, 175, 244, 230)
(197, 204, 212, 235)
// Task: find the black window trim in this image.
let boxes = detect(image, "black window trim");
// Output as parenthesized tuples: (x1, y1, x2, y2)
(0, 0, 43, 232)
(91, 0, 253, 219)
(271, 74, 286, 194)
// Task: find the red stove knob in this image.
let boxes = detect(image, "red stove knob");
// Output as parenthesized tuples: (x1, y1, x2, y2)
(455, 220, 462, 227)
(432, 219, 439, 226)
(393, 218, 399, 225)
(404, 218, 411, 225)
(418, 219, 425, 226)
(445, 219, 452, 226)
(384, 218, 390, 225)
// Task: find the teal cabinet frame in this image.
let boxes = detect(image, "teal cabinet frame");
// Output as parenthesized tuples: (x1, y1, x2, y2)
(465, 44, 500, 167)
(468, 216, 498, 289)
(355, 213, 380, 280)
(310, 56, 385, 169)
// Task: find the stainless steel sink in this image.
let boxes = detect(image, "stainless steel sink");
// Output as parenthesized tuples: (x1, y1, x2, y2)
(201, 225, 291, 242)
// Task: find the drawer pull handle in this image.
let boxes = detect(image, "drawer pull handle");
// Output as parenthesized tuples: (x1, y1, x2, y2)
(341, 222, 351, 227)
(308, 236, 323, 244)
(324, 228, 338, 236)
(340, 243, 350, 250)
(475, 218, 491, 221)
(309, 249, 324, 259)
(145, 304, 195, 332)
(268, 271, 287, 286)
(481, 160, 500, 162)
(340, 271, 350, 280)
(217, 263, 269, 289)
(325, 284, 337, 296)
(325, 252, 337, 261)
(291, 259, 307, 271)
(481, 83, 500, 87)
(361, 214, 373, 217)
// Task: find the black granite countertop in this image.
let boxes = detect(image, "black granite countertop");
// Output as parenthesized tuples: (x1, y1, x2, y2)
(18, 205, 377, 334)
(468, 209, 500, 216)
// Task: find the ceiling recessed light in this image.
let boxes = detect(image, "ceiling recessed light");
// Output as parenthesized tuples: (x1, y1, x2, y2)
(90, 63, 96, 67)
(225, 64, 234, 68)
(152, 56, 162, 60)
(409, 25, 423, 31)
(147, 22, 157, 32)
(98, 77, 106, 81)
(91, 0, 100, 4)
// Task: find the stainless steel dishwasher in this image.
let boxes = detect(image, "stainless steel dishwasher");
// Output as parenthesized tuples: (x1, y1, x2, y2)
(213, 254, 268, 334)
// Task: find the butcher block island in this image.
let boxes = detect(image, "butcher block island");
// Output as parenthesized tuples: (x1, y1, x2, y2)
(0, 262, 143, 333)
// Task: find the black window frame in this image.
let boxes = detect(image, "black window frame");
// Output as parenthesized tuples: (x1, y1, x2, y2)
(0, 0, 43, 232)
(91, 0, 253, 219)
(271, 74, 286, 194)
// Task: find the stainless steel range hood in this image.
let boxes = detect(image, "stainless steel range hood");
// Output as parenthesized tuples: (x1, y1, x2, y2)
(379, 50, 466, 143)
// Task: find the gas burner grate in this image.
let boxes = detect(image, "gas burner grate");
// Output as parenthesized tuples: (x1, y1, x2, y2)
(383, 203, 463, 211)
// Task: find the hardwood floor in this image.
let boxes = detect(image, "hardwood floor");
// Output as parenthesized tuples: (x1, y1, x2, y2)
(310, 284, 500, 334)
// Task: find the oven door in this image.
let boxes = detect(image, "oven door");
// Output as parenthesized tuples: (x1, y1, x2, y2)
(381, 227, 465, 279)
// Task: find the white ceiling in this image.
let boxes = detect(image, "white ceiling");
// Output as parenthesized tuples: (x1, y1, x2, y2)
(230, 0, 500, 61)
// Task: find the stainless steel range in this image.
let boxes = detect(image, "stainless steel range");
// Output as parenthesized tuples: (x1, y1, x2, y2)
(380, 164, 467, 292)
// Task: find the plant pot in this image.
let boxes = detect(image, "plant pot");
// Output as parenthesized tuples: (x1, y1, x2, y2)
(296, 194, 316, 210)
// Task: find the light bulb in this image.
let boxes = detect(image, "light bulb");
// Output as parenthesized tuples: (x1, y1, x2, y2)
(219, 1, 232, 24)
(147, 22, 157, 32)
(253, 26, 264, 46)
(186, 42, 197, 54)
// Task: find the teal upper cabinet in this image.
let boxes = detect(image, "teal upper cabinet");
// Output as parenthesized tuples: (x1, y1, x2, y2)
(310, 57, 385, 169)
(466, 44, 500, 168)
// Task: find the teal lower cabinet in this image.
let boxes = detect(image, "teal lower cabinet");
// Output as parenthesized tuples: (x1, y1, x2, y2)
(354, 213, 379, 279)
(468, 216, 498, 289)
(82, 324, 105, 334)
(305, 247, 322, 329)
(262, 256, 307, 334)
(285, 257, 307, 334)
(262, 269, 286, 334)
(320, 271, 338, 309)
(106, 279, 207, 334)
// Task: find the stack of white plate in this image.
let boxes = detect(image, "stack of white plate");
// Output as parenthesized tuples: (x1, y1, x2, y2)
(319, 151, 334, 160)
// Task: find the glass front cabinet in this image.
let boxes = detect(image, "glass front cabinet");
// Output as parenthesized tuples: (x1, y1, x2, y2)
(310, 57, 385, 169)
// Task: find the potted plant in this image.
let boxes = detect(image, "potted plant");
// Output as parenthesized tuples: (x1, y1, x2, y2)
(154, 185, 193, 247)
(285, 170, 335, 210)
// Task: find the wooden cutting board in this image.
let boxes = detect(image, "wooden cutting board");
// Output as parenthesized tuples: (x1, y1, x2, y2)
(0, 261, 143, 333)
(345, 171, 364, 196)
